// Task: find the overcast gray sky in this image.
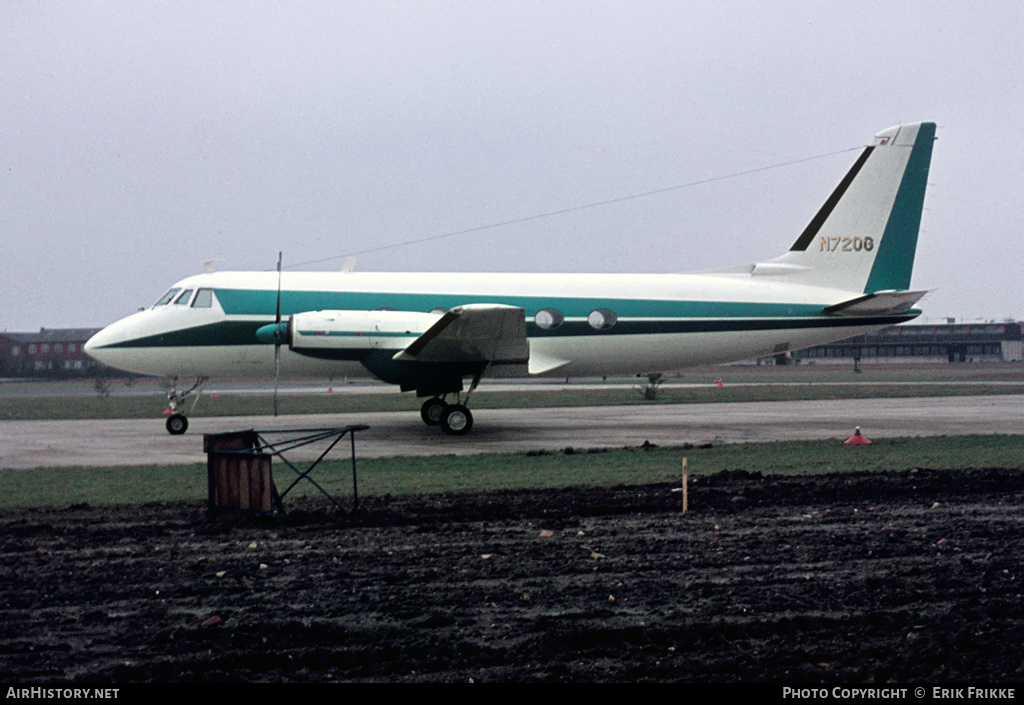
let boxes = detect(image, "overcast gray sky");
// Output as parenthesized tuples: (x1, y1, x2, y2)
(2, 1, 1021, 331)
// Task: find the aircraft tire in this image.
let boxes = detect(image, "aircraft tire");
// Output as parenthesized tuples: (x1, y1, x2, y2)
(441, 404, 473, 436)
(166, 413, 189, 435)
(420, 398, 447, 426)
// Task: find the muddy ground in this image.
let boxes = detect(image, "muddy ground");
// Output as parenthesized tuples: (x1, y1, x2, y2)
(1, 467, 1023, 683)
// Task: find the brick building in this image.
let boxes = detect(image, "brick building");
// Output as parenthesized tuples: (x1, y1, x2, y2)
(0, 328, 110, 378)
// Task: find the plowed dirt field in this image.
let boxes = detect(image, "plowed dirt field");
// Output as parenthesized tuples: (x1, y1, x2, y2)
(2, 467, 1023, 682)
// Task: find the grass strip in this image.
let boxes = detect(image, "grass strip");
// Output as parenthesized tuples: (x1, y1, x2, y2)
(2, 383, 1024, 421)
(2, 434, 1021, 510)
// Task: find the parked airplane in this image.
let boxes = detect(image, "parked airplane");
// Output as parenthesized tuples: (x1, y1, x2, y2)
(85, 122, 936, 436)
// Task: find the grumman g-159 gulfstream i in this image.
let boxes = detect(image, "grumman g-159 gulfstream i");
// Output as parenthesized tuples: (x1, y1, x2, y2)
(85, 122, 936, 436)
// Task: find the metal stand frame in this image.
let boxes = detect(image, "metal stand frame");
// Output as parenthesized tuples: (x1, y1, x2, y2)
(205, 424, 369, 518)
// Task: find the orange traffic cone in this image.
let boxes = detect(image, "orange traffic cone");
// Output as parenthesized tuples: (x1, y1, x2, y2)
(844, 426, 871, 445)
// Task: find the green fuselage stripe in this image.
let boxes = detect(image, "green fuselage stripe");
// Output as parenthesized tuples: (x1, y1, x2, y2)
(102, 310, 919, 349)
(213, 288, 826, 321)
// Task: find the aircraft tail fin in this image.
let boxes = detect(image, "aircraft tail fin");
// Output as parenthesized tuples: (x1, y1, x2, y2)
(766, 122, 936, 294)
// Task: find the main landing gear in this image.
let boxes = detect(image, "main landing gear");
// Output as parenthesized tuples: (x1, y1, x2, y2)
(164, 376, 208, 435)
(420, 397, 473, 435)
(418, 371, 481, 436)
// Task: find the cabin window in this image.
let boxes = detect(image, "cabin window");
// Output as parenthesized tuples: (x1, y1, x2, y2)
(173, 289, 194, 305)
(588, 308, 617, 330)
(192, 288, 214, 308)
(534, 308, 564, 330)
(154, 288, 180, 306)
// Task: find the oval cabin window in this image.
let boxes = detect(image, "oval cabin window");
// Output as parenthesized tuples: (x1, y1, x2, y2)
(534, 308, 564, 330)
(587, 308, 617, 330)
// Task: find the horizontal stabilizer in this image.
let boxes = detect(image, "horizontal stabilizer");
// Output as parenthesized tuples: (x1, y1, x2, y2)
(822, 290, 927, 316)
(394, 304, 529, 376)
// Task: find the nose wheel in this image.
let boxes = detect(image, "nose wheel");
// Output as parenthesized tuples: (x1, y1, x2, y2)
(166, 413, 189, 435)
(163, 376, 208, 435)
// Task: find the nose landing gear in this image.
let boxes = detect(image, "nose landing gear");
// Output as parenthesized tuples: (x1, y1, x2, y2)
(163, 377, 208, 435)
(166, 412, 189, 435)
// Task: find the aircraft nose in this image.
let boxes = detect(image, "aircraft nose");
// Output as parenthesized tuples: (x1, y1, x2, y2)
(82, 313, 151, 373)
(83, 324, 118, 364)
(83, 329, 103, 354)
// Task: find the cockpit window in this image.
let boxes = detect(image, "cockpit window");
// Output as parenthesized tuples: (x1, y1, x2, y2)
(173, 289, 194, 305)
(192, 288, 214, 308)
(154, 288, 181, 306)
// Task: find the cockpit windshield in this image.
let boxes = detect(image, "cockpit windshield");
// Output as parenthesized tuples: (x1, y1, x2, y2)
(192, 288, 214, 308)
(152, 287, 215, 309)
(154, 288, 181, 306)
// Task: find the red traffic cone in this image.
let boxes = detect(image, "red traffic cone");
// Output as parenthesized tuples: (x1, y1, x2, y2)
(844, 427, 871, 445)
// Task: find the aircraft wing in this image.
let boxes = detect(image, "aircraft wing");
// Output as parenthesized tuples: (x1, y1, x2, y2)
(392, 304, 530, 377)
(823, 290, 928, 316)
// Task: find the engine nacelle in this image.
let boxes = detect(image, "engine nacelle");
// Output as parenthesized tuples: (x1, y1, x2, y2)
(288, 309, 445, 354)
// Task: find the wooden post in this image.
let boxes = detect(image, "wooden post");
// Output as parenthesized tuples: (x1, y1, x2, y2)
(681, 457, 688, 515)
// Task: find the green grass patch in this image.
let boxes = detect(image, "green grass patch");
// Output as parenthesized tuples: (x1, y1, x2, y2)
(2, 381, 1024, 421)
(0, 464, 210, 510)
(2, 434, 1021, 510)
(3, 365, 1022, 421)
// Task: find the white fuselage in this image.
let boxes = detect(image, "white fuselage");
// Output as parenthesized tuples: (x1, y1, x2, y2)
(84, 269, 912, 381)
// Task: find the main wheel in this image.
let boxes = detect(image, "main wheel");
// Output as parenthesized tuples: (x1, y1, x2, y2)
(166, 413, 189, 435)
(441, 404, 473, 436)
(420, 397, 448, 426)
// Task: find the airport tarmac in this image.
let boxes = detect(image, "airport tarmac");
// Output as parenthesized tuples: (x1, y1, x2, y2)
(1, 394, 1022, 469)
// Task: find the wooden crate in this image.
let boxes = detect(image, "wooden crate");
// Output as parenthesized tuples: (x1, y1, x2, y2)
(205, 431, 275, 518)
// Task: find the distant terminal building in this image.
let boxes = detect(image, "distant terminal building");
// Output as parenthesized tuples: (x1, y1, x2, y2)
(772, 321, 1023, 366)
(0, 328, 111, 378)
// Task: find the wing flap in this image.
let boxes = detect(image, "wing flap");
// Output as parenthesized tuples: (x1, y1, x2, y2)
(393, 304, 530, 377)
